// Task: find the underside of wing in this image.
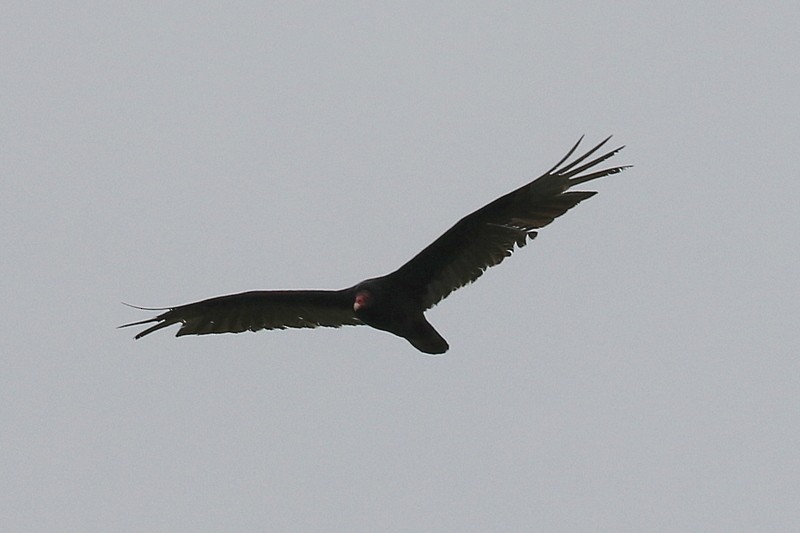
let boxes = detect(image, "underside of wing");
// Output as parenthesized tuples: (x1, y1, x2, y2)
(390, 136, 630, 309)
(120, 289, 361, 339)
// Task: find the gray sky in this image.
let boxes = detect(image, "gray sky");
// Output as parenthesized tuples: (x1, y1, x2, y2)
(3, 2, 799, 531)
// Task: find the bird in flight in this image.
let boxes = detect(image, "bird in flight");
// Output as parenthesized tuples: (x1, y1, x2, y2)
(121, 136, 629, 354)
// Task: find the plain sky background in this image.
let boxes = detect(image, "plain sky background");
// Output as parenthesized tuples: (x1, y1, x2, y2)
(3, 2, 799, 531)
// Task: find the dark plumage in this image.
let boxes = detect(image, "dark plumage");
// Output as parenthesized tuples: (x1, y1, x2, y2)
(121, 136, 630, 354)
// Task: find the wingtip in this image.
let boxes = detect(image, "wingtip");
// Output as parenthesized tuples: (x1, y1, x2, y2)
(118, 317, 156, 330)
(121, 302, 171, 312)
(120, 302, 173, 339)
(130, 319, 175, 339)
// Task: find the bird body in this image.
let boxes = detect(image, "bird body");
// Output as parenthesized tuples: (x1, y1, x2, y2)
(121, 136, 629, 354)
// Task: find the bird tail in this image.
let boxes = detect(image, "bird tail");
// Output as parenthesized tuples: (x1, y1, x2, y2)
(405, 317, 449, 355)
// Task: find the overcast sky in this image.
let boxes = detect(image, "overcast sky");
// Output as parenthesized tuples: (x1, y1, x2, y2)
(3, 2, 799, 531)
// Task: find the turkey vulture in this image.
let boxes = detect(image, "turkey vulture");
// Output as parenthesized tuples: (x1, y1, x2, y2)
(121, 136, 629, 354)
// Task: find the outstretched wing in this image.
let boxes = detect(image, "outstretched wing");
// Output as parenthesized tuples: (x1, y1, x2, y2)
(120, 289, 361, 339)
(389, 136, 630, 309)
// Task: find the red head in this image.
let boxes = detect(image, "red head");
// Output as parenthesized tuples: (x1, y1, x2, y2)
(353, 290, 372, 312)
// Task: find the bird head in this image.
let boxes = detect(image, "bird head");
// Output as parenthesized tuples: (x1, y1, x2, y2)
(353, 289, 373, 312)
